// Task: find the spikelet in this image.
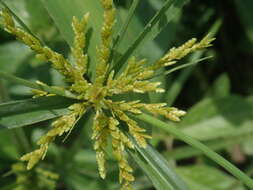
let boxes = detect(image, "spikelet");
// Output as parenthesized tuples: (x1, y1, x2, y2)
(72, 13, 89, 75)
(143, 104, 186, 122)
(106, 101, 151, 148)
(31, 89, 50, 98)
(71, 13, 91, 96)
(95, 0, 116, 85)
(108, 117, 134, 190)
(21, 103, 86, 169)
(115, 100, 143, 114)
(1, 9, 76, 82)
(30, 81, 56, 98)
(152, 36, 215, 70)
(92, 110, 109, 179)
(109, 57, 161, 94)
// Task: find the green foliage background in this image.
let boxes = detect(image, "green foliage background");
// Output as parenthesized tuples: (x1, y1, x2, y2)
(0, 0, 253, 189)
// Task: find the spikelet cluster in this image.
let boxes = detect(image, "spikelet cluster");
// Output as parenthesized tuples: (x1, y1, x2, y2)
(11, 162, 59, 190)
(1, 1, 214, 189)
(95, 0, 115, 86)
(20, 103, 86, 169)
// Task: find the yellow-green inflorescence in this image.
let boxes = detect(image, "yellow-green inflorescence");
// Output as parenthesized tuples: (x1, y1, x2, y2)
(1, 0, 214, 189)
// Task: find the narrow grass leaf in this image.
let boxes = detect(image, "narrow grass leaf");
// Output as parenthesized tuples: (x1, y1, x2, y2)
(177, 165, 246, 190)
(113, 0, 189, 73)
(112, 0, 140, 53)
(180, 95, 253, 141)
(129, 141, 189, 190)
(134, 113, 253, 189)
(0, 96, 75, 129)
(0, 71, 77, 99)
(165, 133, 253, 161)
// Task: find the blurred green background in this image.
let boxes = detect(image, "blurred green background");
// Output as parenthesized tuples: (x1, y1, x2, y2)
(0, 0, 253, 189)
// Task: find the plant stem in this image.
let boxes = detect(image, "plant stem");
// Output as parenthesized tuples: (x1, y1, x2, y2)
(134, 113, 253, 189)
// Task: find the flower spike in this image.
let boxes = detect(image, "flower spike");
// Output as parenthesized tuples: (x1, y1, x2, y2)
(95, 0, 116, 86)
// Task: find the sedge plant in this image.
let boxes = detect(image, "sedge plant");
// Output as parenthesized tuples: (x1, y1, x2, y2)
(0, 0, 216, 189)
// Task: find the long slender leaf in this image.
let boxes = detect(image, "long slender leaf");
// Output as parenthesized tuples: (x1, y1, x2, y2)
(113, 0, 189, 73)
(112, 0, 140, 53)
(129, 142, 189, 190)
(0, 96, 75, 129)
(177, 165, 246, 190)
(165, 133, 253, 161)
(134, 113, 253, 189)
(180, 95, 253, 141)
(109, 0, 140, 69)
(0, 71, 77, 99)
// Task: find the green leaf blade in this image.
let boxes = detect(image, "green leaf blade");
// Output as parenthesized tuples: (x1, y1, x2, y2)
(0, 96, 75, 129)
(177, 165, 246, 190)
(129, 142, 189, 190)
(0, 71, 77, 99)
(113, 0, 189, 73)
(134, 113, 253, 189)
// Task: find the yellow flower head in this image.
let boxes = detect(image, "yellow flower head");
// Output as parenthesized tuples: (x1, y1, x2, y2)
(1, 1, 214, 189)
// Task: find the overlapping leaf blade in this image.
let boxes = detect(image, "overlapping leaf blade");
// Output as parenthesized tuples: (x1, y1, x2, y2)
(114, 0, 189, 72)
(129, 142, 189, 190)
(0, 96, 75, 129)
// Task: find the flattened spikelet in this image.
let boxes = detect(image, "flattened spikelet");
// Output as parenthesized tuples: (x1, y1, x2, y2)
(21, 104, 86, 169)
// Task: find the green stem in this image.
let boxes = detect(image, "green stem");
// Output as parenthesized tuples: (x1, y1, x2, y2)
(134, 113, 253, 189)
(0, 71, 77, 99)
